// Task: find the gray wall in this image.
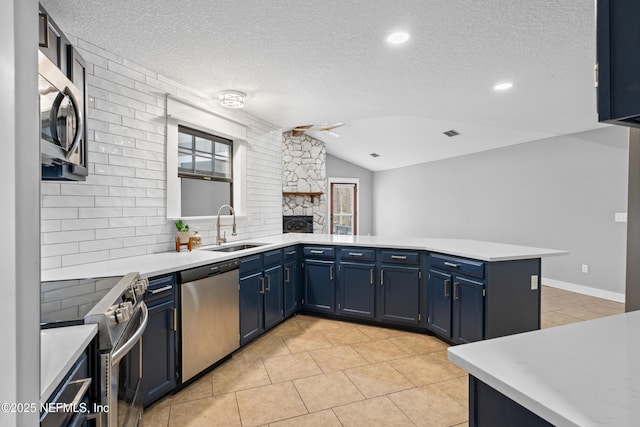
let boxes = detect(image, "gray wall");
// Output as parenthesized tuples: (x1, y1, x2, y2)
(326, 153, 374, 235)
(1, 0, 40, 424)
(373, 126, 629, 295)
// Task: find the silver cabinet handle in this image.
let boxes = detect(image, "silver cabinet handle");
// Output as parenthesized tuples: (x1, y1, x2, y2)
(444, 279, 450, 298)
(172, 308, 177, 332)
(381, 270, 384, 286)
(149, 285, 173, 294)
(453, 282, 459, 300)
(444, 262, 459, 268)
(287, 250, 296, 256)
(370, 269, 374, 285)
(260, 277, 265, 294)
(391, 255, 407, 260)
(266, 274, 271, 291)
(285, 267, 290, 283)
(330, 265, 334, 280)
(348, 252, 363, 257)
(310, 250, 324, 254)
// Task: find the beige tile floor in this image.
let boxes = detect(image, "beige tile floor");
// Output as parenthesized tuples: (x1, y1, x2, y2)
(144, 285, 625, 427)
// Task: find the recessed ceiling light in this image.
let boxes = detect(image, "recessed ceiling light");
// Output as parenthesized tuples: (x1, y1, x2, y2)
(386, 31, 410, 44)
(494, 82, 513, 91)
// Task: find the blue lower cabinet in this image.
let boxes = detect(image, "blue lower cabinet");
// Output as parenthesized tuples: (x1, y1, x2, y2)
(239, 271, 265, 346)
(283, 257, 300, 317)
(141, 299, 176, 407)
(337, 262, 375, 319)
(453, 276, 484, 343)
(426, 269, 453, 339)
(264, 264, 284, 329)
(377, 265, 421, 326)
(303, 260, 335, 313)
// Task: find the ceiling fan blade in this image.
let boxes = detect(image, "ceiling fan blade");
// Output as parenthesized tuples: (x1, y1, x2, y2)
(291, 124, 313, 137)
(318, 122, 345, 131)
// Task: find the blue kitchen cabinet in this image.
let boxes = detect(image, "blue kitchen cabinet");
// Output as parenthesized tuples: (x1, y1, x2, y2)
(376, 250, 422, 326)
(263, 263, 284, 330)
(141, 274, 177, 407)
(453, 276, 484, 343)
(239, 270, 265, 346)
(283, 246, 300, 317)
(426, 269, 453, 339)
(337, 262, 375, 319)
(303, 260, 336, 313)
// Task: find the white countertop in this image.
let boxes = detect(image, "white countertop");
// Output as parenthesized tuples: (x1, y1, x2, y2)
(41, 233, 567, 281)
(448, 311, 640, 427)
(41, 324, 98, 402)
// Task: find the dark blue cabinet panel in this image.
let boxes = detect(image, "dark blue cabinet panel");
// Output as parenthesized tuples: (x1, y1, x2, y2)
(377, 265, 420, 326)
(264, 264, 284, 330)
(141, 299, 176, 407)
(338, 262, 375, 319)
(453, 276, 484, 344)
(240, 272, 264, 346)
(284, 257, 300, 317)
(304, 260, 335, 313)
(427, 269, 453, 339)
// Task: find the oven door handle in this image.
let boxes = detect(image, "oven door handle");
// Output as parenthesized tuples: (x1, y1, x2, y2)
(111, 302, 148, 367)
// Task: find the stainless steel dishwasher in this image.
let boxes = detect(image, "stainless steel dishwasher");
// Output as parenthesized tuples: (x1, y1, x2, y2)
(180, 258, 240, 383)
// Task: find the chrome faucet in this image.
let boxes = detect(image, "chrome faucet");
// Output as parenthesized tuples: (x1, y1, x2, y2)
(216, 204, 237, 245)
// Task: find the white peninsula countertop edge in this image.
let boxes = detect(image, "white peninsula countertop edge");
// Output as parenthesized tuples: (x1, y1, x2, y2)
(42, 233, 567, 281)
(448, 311, 640, 427)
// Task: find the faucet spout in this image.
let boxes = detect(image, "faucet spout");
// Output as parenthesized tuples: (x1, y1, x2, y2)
(216, 204, 237, 245)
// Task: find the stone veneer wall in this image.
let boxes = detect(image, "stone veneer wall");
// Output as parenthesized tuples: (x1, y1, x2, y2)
(282, 131, 327, 233)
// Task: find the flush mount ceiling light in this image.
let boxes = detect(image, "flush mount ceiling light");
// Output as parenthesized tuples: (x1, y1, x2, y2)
(386, 31, 410, 44)
(218, 90, 246, 108)
(494, 82, 514, 91)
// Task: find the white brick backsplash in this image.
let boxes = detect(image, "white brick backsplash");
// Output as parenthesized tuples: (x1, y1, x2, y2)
(61, 218, 110, 231)
(42, 36, 283, 270)
(79, 207, 123, 218)
(95, 227, 135, 239)
(42, 208, 78, 220)
(80, 238, 123, 252)
(95, 196, 136, 207)
(44, 230, 95, 245)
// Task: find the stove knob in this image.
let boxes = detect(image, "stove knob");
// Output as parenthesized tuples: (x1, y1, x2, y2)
(124, 287, 136, 301)
(133, 278, 149, 297)
(115, 301, 133, 323)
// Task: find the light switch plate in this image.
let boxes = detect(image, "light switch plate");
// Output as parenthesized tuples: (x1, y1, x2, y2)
(615, 212, 628, 223)
(531, 275, 539, 290)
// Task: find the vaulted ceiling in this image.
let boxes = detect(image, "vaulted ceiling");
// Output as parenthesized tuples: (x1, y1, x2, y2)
(41, 0, 603, 171)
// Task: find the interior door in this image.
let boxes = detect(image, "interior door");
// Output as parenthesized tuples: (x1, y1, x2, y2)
(330, 182, 357, 235)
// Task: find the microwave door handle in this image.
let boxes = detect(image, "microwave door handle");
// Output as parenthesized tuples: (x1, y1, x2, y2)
(111, 302, 149, 367)
(49, 91, 65, 148)
(64, 86, 83, 160)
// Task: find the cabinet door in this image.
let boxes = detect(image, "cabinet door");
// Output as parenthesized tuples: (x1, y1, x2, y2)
(378, 265, 420, 326)
(284, 258, 299, 317)
(303, 260, 335, 313)
(240, 272, 264, 346)
(338, 262, 375, 319)
(264, 265, 284, 330)
(141, 299, 176, 407)
(427, 269, 453, 338)
(453, 276, 485, 344)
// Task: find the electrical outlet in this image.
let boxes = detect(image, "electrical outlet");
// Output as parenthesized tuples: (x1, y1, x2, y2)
(582, 264, 589, 274)
(615, 212, 628, 223)
(531, 275, 538, 290)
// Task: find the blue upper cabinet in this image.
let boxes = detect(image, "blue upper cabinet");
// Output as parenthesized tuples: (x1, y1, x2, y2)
(597, 0, 640, 127)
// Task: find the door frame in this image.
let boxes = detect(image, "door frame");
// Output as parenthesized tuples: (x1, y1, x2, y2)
(327, 177, 359, 235)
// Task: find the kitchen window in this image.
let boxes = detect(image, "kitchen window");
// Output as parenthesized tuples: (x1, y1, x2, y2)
(177, 126, 233, 216)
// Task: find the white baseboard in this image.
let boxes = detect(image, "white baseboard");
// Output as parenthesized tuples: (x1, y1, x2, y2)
(542, 277, 625, 303)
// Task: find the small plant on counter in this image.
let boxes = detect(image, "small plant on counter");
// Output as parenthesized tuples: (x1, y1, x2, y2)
(175, 219, 189, 232)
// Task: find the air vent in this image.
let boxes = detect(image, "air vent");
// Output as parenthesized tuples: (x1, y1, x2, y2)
(370, 153, 380, 158)
(443, 129, 460, 137)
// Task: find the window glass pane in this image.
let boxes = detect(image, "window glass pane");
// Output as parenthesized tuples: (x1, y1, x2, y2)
(194, 153, 213, 174)
(178, 132, 192, 149)
(178, 150, 193, 170)
(195, 136, 212, 153)
(215, 158, 231, 177)
(181, 178, 231, 217)
(215, 142, 230, 158)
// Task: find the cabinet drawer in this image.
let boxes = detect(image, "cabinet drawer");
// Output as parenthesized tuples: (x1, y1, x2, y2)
(339, 247, 375, 262)
(380, 250, 420, 265)
(283, 246, 298, 260)
(430, 253, 484, 279)
(145, 274, 175, 304)
(240, 254, 263, 277)
(303, 246, 335, 259)
(264, 249, 283, 267)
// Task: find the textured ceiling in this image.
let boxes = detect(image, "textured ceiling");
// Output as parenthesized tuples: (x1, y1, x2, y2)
(41, 0, 602, 171)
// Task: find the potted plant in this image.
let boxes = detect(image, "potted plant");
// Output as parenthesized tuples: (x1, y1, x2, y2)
(175, 219, 190, 244)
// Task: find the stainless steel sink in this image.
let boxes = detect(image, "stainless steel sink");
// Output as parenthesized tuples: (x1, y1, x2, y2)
(205, 243, 265, 253)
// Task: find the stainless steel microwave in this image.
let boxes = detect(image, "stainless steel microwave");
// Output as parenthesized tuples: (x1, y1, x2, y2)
(39, 50, 88, 180)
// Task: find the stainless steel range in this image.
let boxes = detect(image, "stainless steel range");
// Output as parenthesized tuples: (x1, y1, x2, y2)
(42, 273, 149, 427)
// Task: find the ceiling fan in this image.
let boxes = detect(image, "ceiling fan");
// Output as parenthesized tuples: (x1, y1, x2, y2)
(291, 122, 345, 137)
